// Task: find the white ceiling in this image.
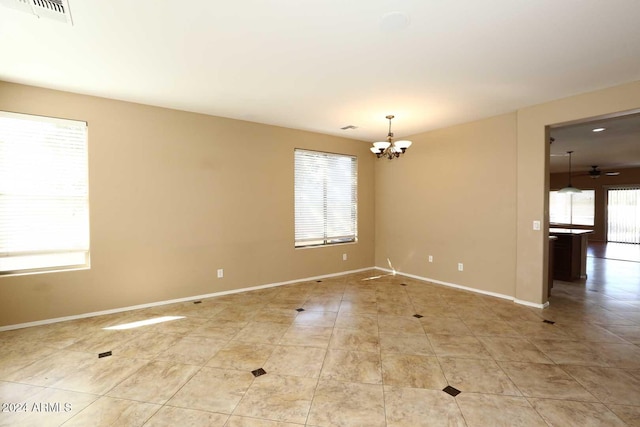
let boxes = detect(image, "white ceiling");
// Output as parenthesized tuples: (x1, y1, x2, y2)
(549, 113, 640, 174)
(1, 1, 640, 143)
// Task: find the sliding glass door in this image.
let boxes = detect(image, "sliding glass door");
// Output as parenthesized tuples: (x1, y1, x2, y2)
(607, 187, 640, 244)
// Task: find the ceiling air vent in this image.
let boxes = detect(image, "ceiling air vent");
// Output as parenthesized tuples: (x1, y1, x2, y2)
(0, 0, 73, 25)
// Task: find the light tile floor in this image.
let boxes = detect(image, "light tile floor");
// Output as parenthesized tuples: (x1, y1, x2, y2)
(1, 270, 639, 426)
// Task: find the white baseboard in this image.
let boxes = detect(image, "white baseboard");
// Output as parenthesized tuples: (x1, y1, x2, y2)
(0, 267, 375, 332)
(515, 299, 550, 309)
(375, 267, 548, 309)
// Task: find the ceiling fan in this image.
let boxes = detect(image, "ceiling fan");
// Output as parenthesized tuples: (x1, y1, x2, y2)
(578, 165, 621, 179)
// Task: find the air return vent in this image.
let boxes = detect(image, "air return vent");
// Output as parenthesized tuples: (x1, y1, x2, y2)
(0, 0, 73, 25)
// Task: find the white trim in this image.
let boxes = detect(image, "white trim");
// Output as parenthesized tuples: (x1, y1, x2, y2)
(0, 110, 86, 127)
(375, 267, 548, 308)
(515, 299, 550, 309)
(0, 267, 374, 331)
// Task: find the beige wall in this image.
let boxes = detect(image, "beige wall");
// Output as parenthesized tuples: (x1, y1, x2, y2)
(374, 113, 518, 297)
(0, 81, 375, 327)
(550, 167, 640, 241)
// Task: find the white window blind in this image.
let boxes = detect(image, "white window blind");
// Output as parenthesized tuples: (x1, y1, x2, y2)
(608, 187, 640, 244)
(0, 111, 89, 275)
(294, 149, 357, 247)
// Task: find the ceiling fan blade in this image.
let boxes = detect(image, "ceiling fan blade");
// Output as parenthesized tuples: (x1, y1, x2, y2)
(605, 171, 620, 176)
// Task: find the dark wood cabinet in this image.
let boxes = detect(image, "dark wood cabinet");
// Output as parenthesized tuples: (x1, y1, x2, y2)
(550, 228, 592, 282)
(548, 236, 557, 297)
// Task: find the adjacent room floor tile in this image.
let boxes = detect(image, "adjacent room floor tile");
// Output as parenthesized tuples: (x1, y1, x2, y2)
(333, 314, 378, 333)
(420, 316, 474, 336)
(4, 350, 92, 388)
(339, 300, 378, 315)
(293, 311, 337, 327)
(278, 325, 333, 348)
(320, 349, 382, 384)
(508, 320, 575, 340)
(206, 341, 276, 371)
(379, 333, 434, 356)
(439, 357, 521, 396)
(144, 406, 229, 426)
(187, 320, 244, 340)
(155, 336, 228, 366)
(111, 331, 182, 360)
(53, 353, 147, 394)
(329, 328, 380, 353)
(234, 322, 290, 344)
(595, 342, 640, 369)
(233, 374, 316, 424)
(462, 318, 519, 337)
(499, 361, 596, 401)
(608, 404, 640, 427)
(106, 360, 200, 404)
(455, 393, 547, 427)
(251, 308, 299, 325)
(0, 342, 60, 380)
(226, 416, 305, 427)
(529, 338, 611, 366)
(561, 365, 640, 406)
(478, 336, 554, 364)
(262, 345, 326, 378)
(377, 315, 425, 335)
(381, 353, 447, 389)
(307, 379, 385, 427)
(0, 384, 98, 427)
(167, 367, 254, 413)
(428, 334, 493, 360)
(560, 322, 630, 343)
(529, 398, 627, 426)
(63, 396, 160, 427)
(384, 385, 466, 427)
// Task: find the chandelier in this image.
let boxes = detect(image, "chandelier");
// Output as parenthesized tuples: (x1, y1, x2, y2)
(370, 115, 412, 159)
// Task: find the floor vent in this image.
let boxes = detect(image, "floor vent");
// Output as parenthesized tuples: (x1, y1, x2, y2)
(0, 0, 73, 25)
(442, 385, 461, 397)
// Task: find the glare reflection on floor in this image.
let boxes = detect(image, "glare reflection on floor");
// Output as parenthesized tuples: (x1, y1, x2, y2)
(103, 316, 185, 330)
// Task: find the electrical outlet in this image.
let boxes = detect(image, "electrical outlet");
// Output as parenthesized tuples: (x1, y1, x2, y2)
(533, 220, 541, 231)
(342, 253, 347, 261)
(428, 255, 433, 263)
(458, 263, 464, 272)
(217, 268, 224, 278)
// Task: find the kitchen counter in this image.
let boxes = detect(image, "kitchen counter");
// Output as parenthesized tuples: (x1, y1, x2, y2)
(549, 228, 594, 235)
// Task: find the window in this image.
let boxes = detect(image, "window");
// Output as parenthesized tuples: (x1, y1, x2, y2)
(0, 111, 89, 275)
(549, 190, 595, 226)
(607, 187, 640, 244)
(294, 149, 357, 247)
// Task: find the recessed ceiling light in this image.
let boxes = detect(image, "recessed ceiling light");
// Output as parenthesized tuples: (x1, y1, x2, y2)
(592, 127, 606, 132)
(380, 11, 410, 32)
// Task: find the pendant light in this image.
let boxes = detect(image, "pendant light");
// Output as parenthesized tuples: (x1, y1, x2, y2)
(558, 150, 582, 194)
(370, 115, 412, 159)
